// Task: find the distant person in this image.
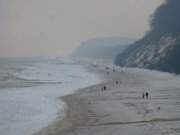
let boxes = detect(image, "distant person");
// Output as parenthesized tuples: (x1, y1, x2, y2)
(88, 101, 91, 105)
(105, 67, 110, 70)
(116, 80, 119, 85)
(145, 92, 149, 99)
(101, 86, 107, 91)
(142, 92, 145, 99)
(113, 69, 115, 72)
(104, 86, 107, 91)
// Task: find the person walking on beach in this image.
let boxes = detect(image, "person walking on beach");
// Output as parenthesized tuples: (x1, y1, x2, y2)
(104, 86, 107, 91)
(113, 69, 115, 72)
(142, 92, 145, 99)
(142, 91, 149, 99)
(145, 91, 149, 99)
(116, 80, 119, 85)
(101, 86, 107, 91)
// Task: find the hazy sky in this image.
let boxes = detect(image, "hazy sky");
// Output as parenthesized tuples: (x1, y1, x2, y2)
(0, 0, 164, 57)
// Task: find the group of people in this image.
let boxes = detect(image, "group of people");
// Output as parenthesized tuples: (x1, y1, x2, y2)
(106, 67, 116, 75)
(105, 67, 151, 100)
(142, 91, 149, 99)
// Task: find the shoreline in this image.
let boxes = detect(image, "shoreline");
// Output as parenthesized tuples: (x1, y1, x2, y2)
(35, 64, 180, 135)
(33, 64, 109, 135)
(34, 82, 108, 135)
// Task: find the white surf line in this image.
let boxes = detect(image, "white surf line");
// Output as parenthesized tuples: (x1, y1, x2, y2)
(94, 118, 180, 126)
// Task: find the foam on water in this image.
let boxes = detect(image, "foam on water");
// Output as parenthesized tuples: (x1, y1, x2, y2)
(0, 58, 101, 135)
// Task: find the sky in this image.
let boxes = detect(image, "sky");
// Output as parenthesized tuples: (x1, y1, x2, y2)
(0, 0, 164, 57)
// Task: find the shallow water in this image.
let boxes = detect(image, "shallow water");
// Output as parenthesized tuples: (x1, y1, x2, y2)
(0, 58, 100, 135)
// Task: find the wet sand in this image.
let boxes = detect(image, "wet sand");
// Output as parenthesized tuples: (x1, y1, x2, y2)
(35, 64, 180, 135)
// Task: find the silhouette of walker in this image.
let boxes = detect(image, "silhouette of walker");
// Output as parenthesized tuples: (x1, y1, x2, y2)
(145, 92, 149, 99)
(142, 91, 149, 99)
(142, 92, 145, 99)
(115, 80, 119, 85)
(101, 86, 107, 91)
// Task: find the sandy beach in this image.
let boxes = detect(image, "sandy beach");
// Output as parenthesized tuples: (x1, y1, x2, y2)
(34, 64, 180, 135)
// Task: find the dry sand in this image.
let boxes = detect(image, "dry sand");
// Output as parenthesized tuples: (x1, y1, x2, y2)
(34, 64, 180, 135)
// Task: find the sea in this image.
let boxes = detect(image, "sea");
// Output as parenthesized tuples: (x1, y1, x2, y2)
(0, 57, 101, 135)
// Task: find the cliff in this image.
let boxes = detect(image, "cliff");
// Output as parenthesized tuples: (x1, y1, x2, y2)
(115, 0, 180, 74)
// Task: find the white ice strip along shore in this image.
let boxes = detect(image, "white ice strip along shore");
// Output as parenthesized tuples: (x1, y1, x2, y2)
(0, 59, 101, 135)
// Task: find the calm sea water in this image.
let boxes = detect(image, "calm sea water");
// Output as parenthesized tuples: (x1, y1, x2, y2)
(0, 57, 100, 135)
